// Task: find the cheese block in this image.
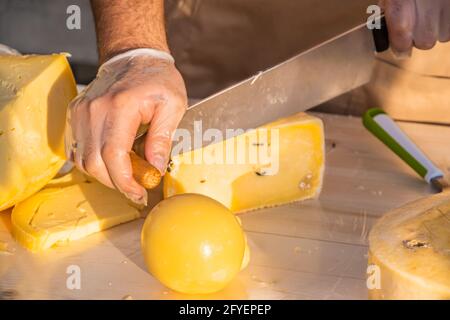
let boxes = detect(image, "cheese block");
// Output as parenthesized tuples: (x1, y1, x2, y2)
(11, 171, 141, 252)
(0, 54, 77, 210)
(368, 192, 450, 299)
(164, 112, 324, 213)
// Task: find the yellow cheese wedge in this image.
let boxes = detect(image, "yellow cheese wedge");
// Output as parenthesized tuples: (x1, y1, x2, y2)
(12, 173, 141, 252)
(164, 112, 324, 213)
(368, 192, 450, 299)
(0, 54, 77, 210)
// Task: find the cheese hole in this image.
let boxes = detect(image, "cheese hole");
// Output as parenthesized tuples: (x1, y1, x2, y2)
(403, 239, 429, 249)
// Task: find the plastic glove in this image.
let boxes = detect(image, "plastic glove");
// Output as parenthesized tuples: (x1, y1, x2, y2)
(0, 44, 20, 55)
(381, 0, 450, 58)
(65, 49, 188, 205)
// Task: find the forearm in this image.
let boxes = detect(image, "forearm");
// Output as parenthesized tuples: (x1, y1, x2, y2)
(90, 0, 169, 63)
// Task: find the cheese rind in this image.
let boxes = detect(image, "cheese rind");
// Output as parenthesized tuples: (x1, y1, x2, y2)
(368, 192, 450, 300)
(164, 112, 325, 213)
(0, 54, 77, 210)
(12, 172, 141, 252)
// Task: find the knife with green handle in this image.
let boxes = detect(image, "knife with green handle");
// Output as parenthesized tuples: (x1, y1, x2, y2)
(363, 108, 448, 192)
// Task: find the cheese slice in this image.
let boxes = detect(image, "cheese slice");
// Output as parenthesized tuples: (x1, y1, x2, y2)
(368, 192, 450, 299)
(164, 112, 324, 213)
(0, 54, 77, 210)
(11, 171, 141, 252)
(45, 167, 91, 188)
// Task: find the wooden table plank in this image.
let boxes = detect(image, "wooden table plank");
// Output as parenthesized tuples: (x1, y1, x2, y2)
(0, 113, 449, 300)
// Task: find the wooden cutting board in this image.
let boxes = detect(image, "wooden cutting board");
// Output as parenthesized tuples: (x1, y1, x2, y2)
(0, 112, 449, 300)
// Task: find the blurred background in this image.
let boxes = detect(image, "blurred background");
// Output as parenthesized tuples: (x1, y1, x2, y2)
(0, 0, 97, 83)
(0, 0, 371, 91)
(1, 0, 449, 123)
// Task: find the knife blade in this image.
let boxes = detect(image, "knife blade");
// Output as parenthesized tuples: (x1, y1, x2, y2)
(129, 17, 389, 190)
(135, 18, 389, 155)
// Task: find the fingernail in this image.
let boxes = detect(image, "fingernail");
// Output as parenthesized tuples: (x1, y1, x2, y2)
(152, 154, 168, 174)
(125, 191, 148, 207)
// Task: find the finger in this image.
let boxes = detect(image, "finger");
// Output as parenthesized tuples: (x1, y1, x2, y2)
(384, 0, 415, 58)
(439, 1, 450, 42)
(69, 98, 89, 176)
(145, 98, 186, 174)
(81, 98, 115, 189)
(101, 95, 148, 205)
(65, 96, 83, 161)
(83, 147, 115, 188)
(413, 0, 440, 50)
(65, 119, 76, 162)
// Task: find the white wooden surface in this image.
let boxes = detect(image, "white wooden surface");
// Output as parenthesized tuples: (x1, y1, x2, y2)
(0, 113, 449, 300)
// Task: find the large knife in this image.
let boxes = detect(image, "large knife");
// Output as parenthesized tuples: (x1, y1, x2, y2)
(132, 17, 389, 187)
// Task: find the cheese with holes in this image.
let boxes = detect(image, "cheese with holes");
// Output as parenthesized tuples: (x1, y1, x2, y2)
(11, 170, 141, 252)
(164, 112, 324, 213)
(0, 54, 77, 210)
(368, 192, 450, 299)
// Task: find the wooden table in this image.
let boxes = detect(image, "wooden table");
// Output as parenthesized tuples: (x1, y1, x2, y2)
(1, 113, 449, 300)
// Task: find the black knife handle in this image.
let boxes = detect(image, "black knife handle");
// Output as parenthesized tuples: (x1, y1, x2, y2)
(372, 16, 389, 52)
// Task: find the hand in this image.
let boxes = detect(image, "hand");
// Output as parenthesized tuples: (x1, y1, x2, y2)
(66, 52, 187, 205)
(0, 44, 20, 55)
(381, 0, 450, 57)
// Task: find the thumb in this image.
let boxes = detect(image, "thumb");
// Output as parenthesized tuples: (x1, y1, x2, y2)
(145, 104, 185, 174)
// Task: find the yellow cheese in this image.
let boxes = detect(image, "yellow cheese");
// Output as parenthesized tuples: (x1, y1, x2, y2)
(11, 171, 141, 252)
(141, 194, 246, 294)
(164, 112, 324, 213)
(44, 167, 91, 188)
(368, 192, 450, 299)
(0, 54, 77, 210)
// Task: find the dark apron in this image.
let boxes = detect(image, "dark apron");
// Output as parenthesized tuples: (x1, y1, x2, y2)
(165, 0, 373, 98)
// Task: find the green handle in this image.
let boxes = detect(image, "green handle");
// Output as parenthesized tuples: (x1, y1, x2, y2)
(363, 108, 443, 183)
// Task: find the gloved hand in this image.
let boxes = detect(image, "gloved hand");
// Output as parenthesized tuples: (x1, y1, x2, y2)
(65, 49, 188, 205)
(0, 44, 20, 55)
(381, 0, 450, 58)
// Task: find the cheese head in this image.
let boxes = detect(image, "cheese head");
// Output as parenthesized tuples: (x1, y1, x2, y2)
(0, 54, 77, 210)
(368, 192, 450, 299)
(163, 112, 324, 213)
(141, 194, 246, 294)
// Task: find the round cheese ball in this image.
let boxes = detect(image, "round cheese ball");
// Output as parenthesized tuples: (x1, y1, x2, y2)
(141, 193, 246, 294)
